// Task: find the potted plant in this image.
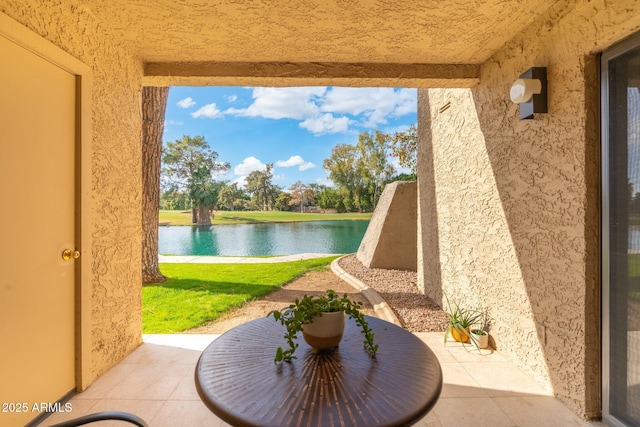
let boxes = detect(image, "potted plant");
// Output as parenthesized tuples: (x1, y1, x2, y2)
(443, 297, 484, 345)
(470, 328, 489, 349)
(470, 308, 491, 349)
(268, 290, 378, 362)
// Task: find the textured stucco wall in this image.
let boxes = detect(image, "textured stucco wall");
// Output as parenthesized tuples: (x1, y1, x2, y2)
(1, 1, 144, 386)
(357, 181, 417, 271)
(418, 0, 640, 418)
(83, 0, 559, 65)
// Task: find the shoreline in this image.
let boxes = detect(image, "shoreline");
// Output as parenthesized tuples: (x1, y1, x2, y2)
(158, 209, 372, 226)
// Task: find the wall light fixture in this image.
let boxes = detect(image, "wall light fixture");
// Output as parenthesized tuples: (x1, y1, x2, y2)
(510, 67, 547, 120)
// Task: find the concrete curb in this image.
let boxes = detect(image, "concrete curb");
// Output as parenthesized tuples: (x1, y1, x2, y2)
(330, 255, 403, 327)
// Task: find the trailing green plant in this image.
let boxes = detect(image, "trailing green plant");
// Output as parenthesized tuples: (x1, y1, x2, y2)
(268, 290, 378, 362)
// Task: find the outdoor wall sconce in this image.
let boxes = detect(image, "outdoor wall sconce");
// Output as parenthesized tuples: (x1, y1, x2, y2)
(510, 67, 547, 120)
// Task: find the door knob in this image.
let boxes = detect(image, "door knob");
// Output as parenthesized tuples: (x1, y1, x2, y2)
(62, 248, 80, 261)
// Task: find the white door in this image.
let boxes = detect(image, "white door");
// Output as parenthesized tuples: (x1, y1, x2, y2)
(0, 34, 77, 426)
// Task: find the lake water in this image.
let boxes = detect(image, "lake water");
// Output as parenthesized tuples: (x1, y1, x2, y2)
(158, 220, 370, 256)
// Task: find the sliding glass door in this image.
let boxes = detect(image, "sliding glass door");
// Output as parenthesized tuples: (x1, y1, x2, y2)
(603, 32, 640, 427)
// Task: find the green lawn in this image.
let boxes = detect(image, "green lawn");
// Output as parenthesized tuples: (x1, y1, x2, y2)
(630, 254, 640, 278)
(159, 209, 372, 226)
(631, 254, 640, 297)
(142, 256, 339, 333)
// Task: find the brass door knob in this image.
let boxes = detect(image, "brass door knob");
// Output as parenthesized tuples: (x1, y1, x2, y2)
(62, 248, 80, 261)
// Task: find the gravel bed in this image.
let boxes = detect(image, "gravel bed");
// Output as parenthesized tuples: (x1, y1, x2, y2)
(338, 254, 449, 333)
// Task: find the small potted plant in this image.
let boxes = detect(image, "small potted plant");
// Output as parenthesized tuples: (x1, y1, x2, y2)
(470, 328, 489, 349)
(443, 297, 484, 345)
(268, 290, 378, 362)
(470, 309, 491, 349)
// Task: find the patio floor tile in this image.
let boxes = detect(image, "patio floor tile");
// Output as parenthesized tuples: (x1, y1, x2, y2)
(40, 398, 167, 426)
(413, 408, 442, 426)
(104, 362, 192, 400)
(494, 396, 588, 427)
(438, 363, 489, 398)
(36, 332, 600, 427)
(72, 363, 139, 400)
(169, 372, 203, 401)
(462, 361, 552, 397)
(430, 397, 516, 426)
(151, 400, 231, 427)
(39, 399, 101, 426)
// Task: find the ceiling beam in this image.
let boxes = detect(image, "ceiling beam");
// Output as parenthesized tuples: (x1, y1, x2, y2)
(143, 61, 480, 88)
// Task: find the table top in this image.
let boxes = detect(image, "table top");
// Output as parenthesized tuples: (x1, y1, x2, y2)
(195, 315, 442, 427)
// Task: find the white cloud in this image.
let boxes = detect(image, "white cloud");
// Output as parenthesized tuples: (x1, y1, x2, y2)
(275, 155, 316, 171)
(299, 162, 316, 171)
(225, 87, 326, 120)
(221, 87, 416, 135)
(233, 176, 247, 189)
(177, 97, 196, 108)
(316, 177, 333, 187)
(394, 94, 417, 117)
(192, 103, 223, 119)
(320, 88, 376, 115)
(273, 173, 286, 181)
(321, 88, 417, 127)
(275, 155, 303, 168)
(232, 157, 271, 188)
(300, 114, 350, 135)
(233, 156, 266, 176)
(380, 123, 411, 134)
(227, 95, 238, 103)
(218, 170, 235, 182)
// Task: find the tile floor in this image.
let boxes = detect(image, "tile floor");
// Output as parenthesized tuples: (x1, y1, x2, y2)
(41, 333, 601, 427)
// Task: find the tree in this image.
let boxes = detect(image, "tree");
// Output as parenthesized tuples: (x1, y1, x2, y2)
(288, 181, 315, 212)
(162, 135, 230, 225)
(274, 191, 292, 211)
(316, 187, 340, 210)
(218, 182, 248, 211)
(245, 164, 275, 210)
(189, 170, 225, 221)
(389, 172, 417, 182)
(384, 123, 417, 175)
(160, 185, 190, 210)
(629, 179, 640, 216)
(323, 144, 364, 211)
(142, 86, 169, 284)
(308, 183, 325, 207)
(357, 130, 395, 209)
(323, 131, 395, 212)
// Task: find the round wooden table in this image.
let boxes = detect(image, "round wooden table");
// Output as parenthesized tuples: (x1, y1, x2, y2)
(195, 316, 442, 427)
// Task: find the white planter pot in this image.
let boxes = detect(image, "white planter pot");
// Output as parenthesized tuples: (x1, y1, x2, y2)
(302, 311, 346, 352)
(470, 329, 489, 349)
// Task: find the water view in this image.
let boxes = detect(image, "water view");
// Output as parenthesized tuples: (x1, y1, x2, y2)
(158, 220, 370, 256)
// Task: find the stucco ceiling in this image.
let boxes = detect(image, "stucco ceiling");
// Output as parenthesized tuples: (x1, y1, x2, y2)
(89, 0, 559, 64)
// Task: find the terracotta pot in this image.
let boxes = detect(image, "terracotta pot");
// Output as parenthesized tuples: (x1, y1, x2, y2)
(450, 326, 470, 343)
(302, 311, 346, 352)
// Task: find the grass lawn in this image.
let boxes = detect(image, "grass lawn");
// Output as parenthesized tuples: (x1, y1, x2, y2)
(142, 256, 339, 333)
(631, 254, 640, 299)
(630, 253, 640, 278)
(159, 209, 372, 226)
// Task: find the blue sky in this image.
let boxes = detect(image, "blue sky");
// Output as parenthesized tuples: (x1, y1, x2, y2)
(163, 86, 417, 189)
